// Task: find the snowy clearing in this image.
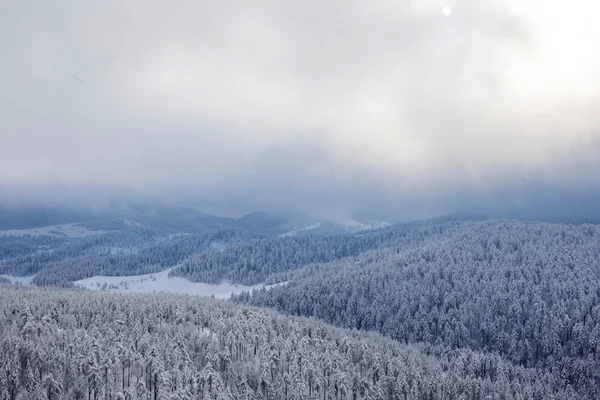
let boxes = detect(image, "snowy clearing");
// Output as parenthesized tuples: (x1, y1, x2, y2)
(0, 223, 105, 238)
(73, 268, 264, 298)
(341, 219, 392, 231)
(279, 221, 323, 237)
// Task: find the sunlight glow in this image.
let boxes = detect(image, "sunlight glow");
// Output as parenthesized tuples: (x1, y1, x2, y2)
(505, 0, 600, 98)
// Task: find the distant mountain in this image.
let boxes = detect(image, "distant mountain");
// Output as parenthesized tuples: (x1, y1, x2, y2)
(0, 203, 239, 233)
(114, 204, 240, 233)
(275, 218, 394, 237)
(117, 207, 323, 235)
(0, 203, 395, 236)
(0, 205, 99, 230)
(237, 210, 318, 235)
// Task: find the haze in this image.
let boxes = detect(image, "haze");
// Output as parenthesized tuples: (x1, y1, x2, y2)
(1, 0, 599, 220)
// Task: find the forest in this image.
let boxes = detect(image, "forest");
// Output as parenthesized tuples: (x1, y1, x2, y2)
(3, 0, 598, 397)
(0, 286, 587, 400)
(235, 220, 600, 394)
(2, 214, 600, 398)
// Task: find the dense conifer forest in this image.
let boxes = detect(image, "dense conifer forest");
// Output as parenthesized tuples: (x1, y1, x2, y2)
(0, 286, 587, 399)
(236, 220, 600, 396)
(3, 213, 600, 398)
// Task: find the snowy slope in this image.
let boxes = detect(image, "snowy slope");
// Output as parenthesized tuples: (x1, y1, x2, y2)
(278, 221, 324, 237)
(341, 219, 392, 232)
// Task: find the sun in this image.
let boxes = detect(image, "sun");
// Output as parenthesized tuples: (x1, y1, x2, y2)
(442, 7, 452, 16)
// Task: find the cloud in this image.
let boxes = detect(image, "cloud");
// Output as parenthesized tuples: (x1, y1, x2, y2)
(1, 0, 599, 219)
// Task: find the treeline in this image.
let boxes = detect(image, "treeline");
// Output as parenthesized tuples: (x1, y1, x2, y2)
(0, 285, 585, 400)
(2, 212, 454, 287)
(170, 221, 464, 285)
(235, 220, 600, 395)
(0, 228, 257, 285)
(0, 228, 164, 276)
(33, 230, 257, 285)
(0, 235, 67, 261)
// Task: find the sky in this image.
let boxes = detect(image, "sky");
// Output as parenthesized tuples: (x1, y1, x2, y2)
(1, 0, 599, 220)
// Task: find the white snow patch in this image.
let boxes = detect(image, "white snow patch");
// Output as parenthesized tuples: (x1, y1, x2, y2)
(341, 219, 391, 232)
(279, 221, 323, 237)
(265, 281, 289, 289)
(0, 275, 35, 285)
(122, 217, 142, 227)
(73, 268, 264, 298)
(198, 327, 215, 338)
(0, 223, 105, 238)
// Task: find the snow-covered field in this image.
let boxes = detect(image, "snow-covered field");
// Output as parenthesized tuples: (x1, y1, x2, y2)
(2, 268, 279, 298)
(0, 223, 105, 238)
(341, 219, 392, 231)
(279, 221, 323, 237)
(73, 268, 264, 298)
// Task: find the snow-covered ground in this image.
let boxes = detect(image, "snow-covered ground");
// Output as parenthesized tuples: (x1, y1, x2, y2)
(2, 269, 284, 298)
(73, 268, 264, 298)
(0, 223, 105, 238)
(0, 275, 35, 285)
(341, 219, 392, 231)
(279, 221, 323, 237)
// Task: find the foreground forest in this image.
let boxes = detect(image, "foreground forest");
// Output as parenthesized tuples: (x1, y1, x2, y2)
(0, 286, 587, 400)
(3, 211, 600, 398)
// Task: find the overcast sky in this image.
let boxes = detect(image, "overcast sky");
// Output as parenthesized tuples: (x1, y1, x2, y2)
(1, 0, 599, 219)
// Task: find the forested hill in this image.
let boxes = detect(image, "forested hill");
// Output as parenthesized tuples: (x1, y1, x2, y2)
(0, 206, 396, 286)
(235, 219, 600, 395)
(3, 217, 600, 397)
(0, 204, 390, 236)
(0, 228, 259, 286)
(169, 219, 463, 285)
(0, 285, 585, 400)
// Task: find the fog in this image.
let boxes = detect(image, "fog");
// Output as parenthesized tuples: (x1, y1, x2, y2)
(1, 0, 599, 220)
